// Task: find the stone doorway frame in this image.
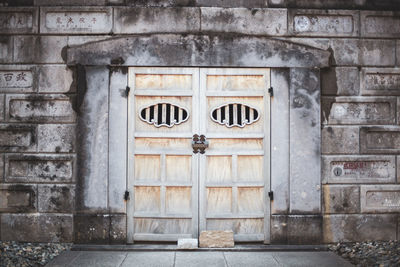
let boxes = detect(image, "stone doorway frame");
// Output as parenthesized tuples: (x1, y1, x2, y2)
(67, 34, 330, 244)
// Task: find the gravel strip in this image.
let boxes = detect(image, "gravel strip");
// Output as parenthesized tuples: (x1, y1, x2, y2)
(329, 241, 400, 267)
(0, 241, 71, 267)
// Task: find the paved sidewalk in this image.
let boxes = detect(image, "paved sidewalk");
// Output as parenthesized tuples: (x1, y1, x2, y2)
(46, 251, 353, 267)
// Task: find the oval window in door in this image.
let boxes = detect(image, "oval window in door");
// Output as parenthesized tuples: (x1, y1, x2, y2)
(210, 103, 260, 128)
(139, 103, 189, 128)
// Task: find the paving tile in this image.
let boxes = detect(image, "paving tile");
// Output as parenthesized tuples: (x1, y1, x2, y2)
(272, 252, 353, 267)
(224, 252, 280, 267)
(48, 251, 354, 267)
(175, 252, 227, 267)
(67, 252, 127, 267)
(120, 252, 175, 267)
(46, 251, 81, 267)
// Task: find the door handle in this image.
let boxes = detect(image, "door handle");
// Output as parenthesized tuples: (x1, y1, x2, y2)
(192, 134, 209, 154)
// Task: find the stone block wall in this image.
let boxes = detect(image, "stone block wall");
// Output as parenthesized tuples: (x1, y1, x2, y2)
(0, 0, 400, 244)
(316, 10, 400, 242)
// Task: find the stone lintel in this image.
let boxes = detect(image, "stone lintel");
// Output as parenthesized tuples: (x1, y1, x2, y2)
(67, 34, 330, 68)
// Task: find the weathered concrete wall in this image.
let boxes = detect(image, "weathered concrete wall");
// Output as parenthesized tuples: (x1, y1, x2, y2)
(0, 0, 400, 244)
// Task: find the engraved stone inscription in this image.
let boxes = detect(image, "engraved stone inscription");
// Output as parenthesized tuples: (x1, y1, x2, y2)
(0, 40, 12, 62)
(45, 12, 109, 30)
(0, 12, 33, 30)
(294, 15, 353, 33)
(0, 71, 33, 88)
(366, 191, 400, 208)
(0, 131, 32, 147)
(9, 99, 75, 122)
(0, 125, 36, 152)
(366, 73, 400, 90)
(7, 159, 73, 183)
(364, 72, 400, 92)
(0, 185, 36, 212)
(327, 100, 395, 124)
(361, 185, 400, 212)
(0, 190, 31, 208)
(323, 156, 396, 183)
(331, 161, 392, 179)
(365, 16, 400, 35)
(365, 132, 400, 150)
(360, 128, 400, 153)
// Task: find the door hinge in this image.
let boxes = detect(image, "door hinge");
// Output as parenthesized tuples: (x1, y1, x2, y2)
(124, 190, 130, 201)
(268, 87, 273, 97)
(125, 86, 130, 97)
(268, 191, 274, 201)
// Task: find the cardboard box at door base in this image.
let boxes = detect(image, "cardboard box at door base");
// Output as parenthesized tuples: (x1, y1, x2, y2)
(0, 0, 399, 245)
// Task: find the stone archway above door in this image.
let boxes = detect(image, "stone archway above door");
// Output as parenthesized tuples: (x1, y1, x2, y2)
(66, 34, 330, 244)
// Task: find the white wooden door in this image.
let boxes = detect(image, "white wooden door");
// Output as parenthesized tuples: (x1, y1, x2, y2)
(127, 67, 200, 242)
(199, 68, 270, 243)
(128, 67, 270, 243)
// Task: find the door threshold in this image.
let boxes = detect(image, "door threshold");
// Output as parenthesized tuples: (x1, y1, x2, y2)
(71, 244, 329, 252)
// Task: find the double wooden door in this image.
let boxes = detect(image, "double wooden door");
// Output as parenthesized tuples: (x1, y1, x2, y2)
(127, 67, 270, 243)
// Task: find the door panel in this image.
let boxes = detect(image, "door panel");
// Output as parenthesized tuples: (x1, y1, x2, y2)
(199, 68, 270, 243)
(128, 67, 270, 243)
(128, 67, 199, 242)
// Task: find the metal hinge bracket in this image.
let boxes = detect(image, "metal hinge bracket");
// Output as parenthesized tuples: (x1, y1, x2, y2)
(124, 190, 130, 201)
(125, 86, 130, 97)
(268, 87, 273, 97)
(268, 191, 274, 201)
